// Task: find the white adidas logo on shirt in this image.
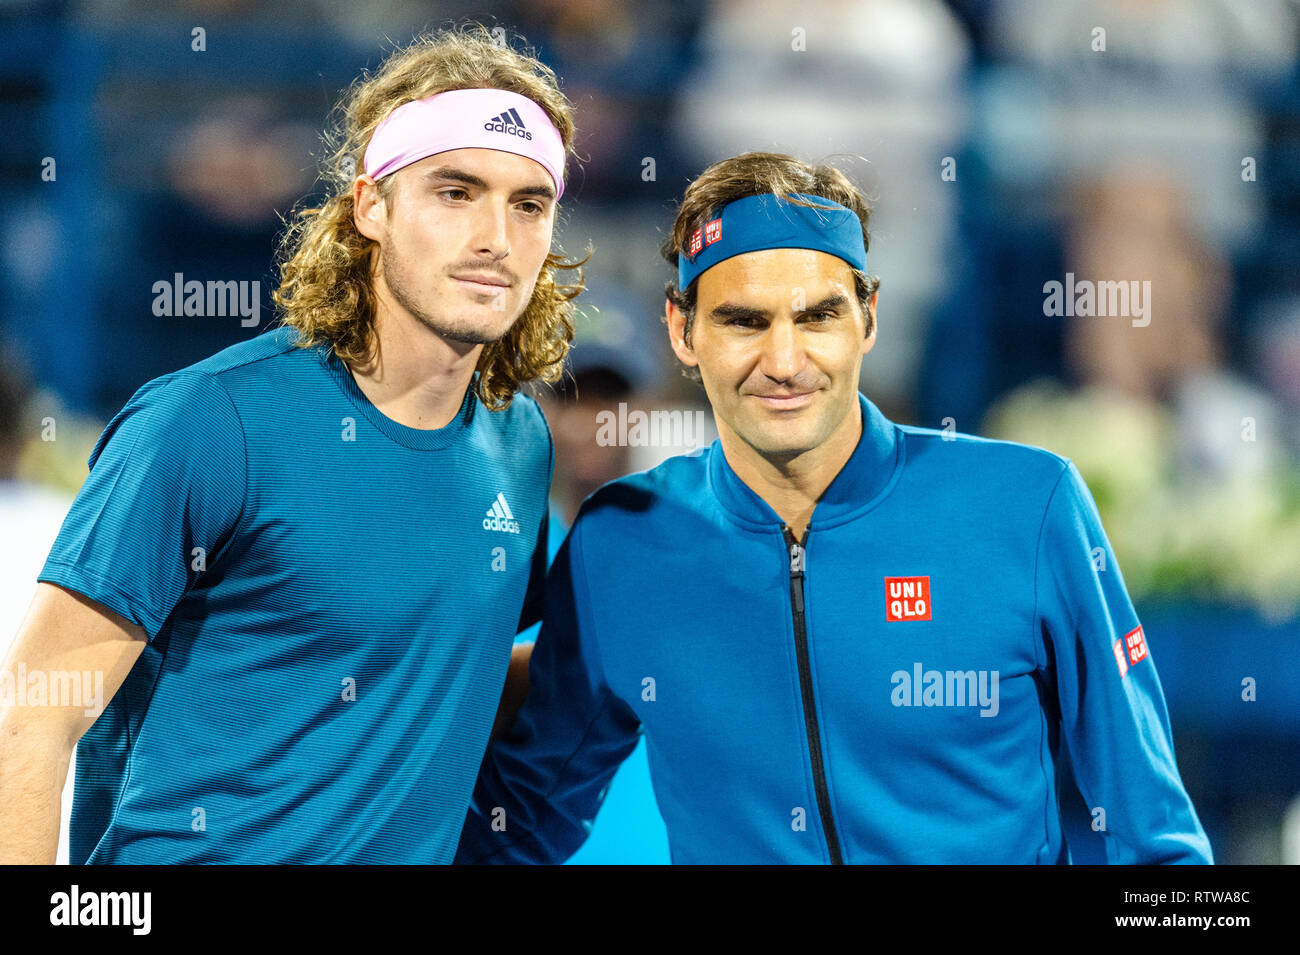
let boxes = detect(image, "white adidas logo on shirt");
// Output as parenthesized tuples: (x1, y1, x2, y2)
(483, 492, 521, 534)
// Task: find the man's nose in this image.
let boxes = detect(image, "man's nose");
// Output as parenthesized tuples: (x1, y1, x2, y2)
(758, 317, 804, 381)
(473, 199, 510, 260)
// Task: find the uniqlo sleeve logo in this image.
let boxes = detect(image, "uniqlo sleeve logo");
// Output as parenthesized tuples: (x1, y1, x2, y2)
(885, 576, 931, 621)
(704, 218, 722, 246)
(1124, 624, 1148, 666)
(1111, 639, 1129, 678)
(688, 228, 703, 258)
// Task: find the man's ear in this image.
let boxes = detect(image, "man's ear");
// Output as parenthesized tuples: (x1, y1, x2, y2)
(353, 174, 387, 242)
(862, 289, 878, 356)
(665, 298, 699, 369)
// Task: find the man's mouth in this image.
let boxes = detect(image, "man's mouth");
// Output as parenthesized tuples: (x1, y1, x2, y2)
(750, 390, 816, 410)
(451, 273, 511, 295)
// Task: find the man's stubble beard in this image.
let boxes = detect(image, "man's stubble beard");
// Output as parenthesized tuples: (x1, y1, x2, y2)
(380, 241, 524, 346)
(722, 385, 848, 463)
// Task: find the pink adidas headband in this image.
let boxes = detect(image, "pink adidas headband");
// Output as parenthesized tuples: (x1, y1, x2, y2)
(362, 88, 566, 199)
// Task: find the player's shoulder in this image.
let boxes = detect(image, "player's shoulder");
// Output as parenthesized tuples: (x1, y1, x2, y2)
(570, 445, 714, 540)
(474, 386, 551, 448)
(185, 324, 307, 378)
(897, 421, 1072, 496)
(85, 331, 303, 468)
(119, 326, 307, 410)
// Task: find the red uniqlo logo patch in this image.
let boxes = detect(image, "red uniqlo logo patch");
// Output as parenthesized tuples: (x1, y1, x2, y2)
(704, 218, 722, 246)
(885, 576, 931, 621)
(1112, 639, 1129, 678)
(688, 228, 703, 258)
(1125, 624, 1148, 666)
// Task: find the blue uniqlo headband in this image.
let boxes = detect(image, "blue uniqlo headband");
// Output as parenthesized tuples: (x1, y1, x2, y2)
(677, 192, 868, 290)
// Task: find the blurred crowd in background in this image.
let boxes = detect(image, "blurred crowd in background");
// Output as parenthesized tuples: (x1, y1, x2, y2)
(1, 0, 1298, 864)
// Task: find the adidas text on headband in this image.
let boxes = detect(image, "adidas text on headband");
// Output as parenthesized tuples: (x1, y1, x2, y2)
(363, 88, 567, 199)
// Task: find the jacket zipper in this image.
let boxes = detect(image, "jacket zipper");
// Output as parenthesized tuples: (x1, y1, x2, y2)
(783, 524, 844, 865)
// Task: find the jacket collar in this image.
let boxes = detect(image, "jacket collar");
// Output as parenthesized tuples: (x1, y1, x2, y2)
(706, 391, 903, 531)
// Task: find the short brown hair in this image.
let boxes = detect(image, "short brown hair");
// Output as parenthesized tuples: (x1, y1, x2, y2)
(273, 23, 586, 410)
(662, 152, 880, 380)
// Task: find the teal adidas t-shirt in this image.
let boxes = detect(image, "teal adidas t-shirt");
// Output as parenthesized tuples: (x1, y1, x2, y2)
(39, 326, 553, 864)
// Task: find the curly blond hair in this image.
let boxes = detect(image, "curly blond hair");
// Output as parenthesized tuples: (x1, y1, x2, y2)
(272, 24, 586, 410)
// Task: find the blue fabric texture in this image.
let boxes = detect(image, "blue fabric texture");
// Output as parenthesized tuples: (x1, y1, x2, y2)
(457, 392, 1212, 864)
(41, 326, 553, 864)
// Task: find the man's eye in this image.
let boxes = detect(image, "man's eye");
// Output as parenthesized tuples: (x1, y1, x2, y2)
(803, 311, 834, 323)
(518, 201, 545, 215)
(728, 317, 761, 328)
(440, 188, 470, 201)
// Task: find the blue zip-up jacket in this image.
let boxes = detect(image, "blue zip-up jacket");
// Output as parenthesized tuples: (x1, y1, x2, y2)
(456, 392, 1212, 864)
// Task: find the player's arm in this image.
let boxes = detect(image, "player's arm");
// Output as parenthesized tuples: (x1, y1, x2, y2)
(1, 371, 246, 864)
(456, 516, 642, 864)
(491, 641, 534, 739)
(1037, 460, 1212, 864)
(0, 584, 146, 863)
